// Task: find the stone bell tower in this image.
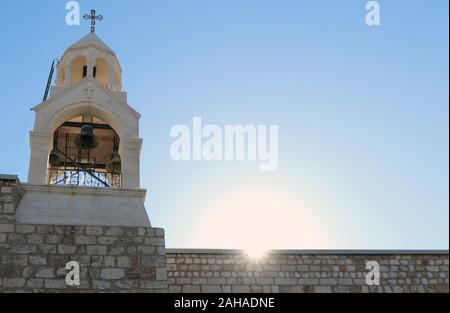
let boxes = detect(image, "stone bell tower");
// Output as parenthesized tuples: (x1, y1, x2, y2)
(16, 17, 150, 227)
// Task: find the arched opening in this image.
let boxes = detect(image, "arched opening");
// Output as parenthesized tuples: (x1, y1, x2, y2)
(46, 102, 128, 139)
(95, 57, 109, 87)
(71, 56, 87, 86)
(47, 115, 122, 188)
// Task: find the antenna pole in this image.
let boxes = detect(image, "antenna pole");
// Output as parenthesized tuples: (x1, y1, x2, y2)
(43, 58, 59, 102)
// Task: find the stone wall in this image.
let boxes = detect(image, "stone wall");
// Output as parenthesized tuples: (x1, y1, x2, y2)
(166, 251, 449, 293)
(0, 175, 167, 293)
(1, 175, 449, 293)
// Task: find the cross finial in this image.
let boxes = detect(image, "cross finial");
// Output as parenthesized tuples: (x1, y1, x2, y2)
(83, 9, 103, 32)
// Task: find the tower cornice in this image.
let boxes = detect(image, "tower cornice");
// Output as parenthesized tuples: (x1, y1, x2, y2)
(33, 78, 140, 120)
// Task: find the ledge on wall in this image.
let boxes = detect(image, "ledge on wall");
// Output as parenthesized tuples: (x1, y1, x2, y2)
(166, 249, 450, 255)
(0, 174, 21, 182)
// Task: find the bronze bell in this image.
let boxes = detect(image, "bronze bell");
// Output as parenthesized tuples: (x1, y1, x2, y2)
(49, 148, 61, 166)
(75, 125, 98, 150)
(106, 150, 122, 173)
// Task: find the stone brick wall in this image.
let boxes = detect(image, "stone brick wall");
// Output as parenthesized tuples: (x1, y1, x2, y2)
(0, 176, 167, 293)
(166, 251, 449, 293)
(1, 176, 449, 293)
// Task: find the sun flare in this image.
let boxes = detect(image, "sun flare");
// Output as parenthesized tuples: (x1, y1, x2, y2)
(189, 181, 329, 251)
(245, 247, 268, 261)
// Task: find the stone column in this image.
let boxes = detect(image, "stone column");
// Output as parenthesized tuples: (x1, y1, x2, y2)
(27, 132, 53, 184)
(86, 59, 95, 78)
(55, 63, 64, 86)
(64, 63, 72, 87)
(108, 64, 115, 90)
(119, 138, 143, 189)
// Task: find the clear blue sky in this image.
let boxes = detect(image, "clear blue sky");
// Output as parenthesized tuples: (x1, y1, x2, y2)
(0, 0, 448, 249)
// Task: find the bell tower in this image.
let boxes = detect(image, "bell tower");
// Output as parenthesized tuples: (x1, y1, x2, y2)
(17, 14, 151, 227)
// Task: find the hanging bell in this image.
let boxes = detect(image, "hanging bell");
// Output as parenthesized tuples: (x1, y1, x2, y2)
(75, 125, 98, 150)
(106, 150, 122, 173)
(49, 148, 61, 166)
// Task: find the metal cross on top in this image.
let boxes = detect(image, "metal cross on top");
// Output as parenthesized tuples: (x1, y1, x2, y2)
(83, 9, 103, 32)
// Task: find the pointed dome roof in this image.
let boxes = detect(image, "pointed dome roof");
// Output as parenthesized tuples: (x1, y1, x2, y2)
(56, 32, 123, 89)
(64, 32, 116, 57)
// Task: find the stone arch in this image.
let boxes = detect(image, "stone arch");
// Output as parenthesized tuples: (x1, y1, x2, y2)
(71, 56, 87, 85)
(95, 57, 109, 87)
(46, 101, 126, 139)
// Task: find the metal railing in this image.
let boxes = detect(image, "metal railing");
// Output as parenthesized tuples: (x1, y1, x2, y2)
(48, 168, 121, 189)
